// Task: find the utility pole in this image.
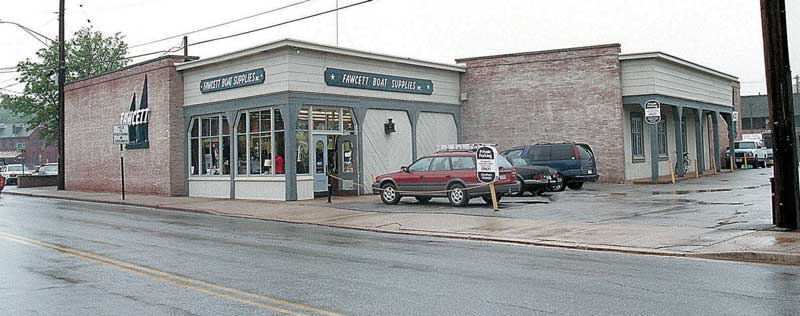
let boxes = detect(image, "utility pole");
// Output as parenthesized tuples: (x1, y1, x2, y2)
(761, 0, 799, 229)
(57, 0, 66, 190)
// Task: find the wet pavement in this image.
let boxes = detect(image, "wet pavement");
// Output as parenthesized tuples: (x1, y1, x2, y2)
(1, 195, 799, 316)
(331, 168, 775, 231)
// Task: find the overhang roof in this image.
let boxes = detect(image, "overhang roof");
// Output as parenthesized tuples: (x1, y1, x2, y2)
(175, 38, 466, 73)
(619, 52, 739, 82)
(0, 151, 21, 159)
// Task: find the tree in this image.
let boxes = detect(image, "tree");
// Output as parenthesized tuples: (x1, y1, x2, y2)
(0, 27, 130, 144)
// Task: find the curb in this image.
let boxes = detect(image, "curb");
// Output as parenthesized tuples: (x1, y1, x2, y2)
(5, 190, 799, 266)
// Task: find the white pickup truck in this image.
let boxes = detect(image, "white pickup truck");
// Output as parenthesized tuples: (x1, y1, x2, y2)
(729, 140, 773, 169)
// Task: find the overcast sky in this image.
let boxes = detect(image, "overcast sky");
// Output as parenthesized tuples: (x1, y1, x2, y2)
(1, 0, 798, 95)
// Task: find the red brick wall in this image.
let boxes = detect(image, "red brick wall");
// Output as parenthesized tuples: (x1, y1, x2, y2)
(0, 127, 58, 167)
(457, 44, 626, 182)
(64, 56, 186, 196)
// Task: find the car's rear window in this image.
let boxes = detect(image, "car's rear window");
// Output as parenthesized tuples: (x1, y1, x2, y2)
(577, 146, 593, 160)
(497, 156, 513, 169)
(550, 145, 574, 160)
(7, 166, 23, 172)
(450, 156, 476, 170)
(430, 157, 451, 171)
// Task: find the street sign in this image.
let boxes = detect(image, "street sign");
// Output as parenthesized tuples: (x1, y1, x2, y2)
(15, 143, 26, 151)
(644, 100, 661, 125)
(476, 145, 499, 183)
(113, 124, 130, 145)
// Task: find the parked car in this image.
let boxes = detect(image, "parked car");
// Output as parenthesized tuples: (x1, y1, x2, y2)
(726, 140, 772, 168)
(501, 142, 598, 190)
(35, 163, 59, 176)
(502, 154, 561, 196)
(372, 151, 518, 206)
(0, 164, 33, 185)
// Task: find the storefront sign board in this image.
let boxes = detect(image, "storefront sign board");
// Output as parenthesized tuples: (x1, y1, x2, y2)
(200, 68, 265, 94)
(324, 68, 433, 95)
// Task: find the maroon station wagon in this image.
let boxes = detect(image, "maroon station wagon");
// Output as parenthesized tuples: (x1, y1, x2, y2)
(372, 151, 518, 206)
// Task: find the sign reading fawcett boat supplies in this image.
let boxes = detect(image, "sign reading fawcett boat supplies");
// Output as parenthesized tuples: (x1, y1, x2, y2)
(476, 145, 499, 183)
(324, 68, 433, 95)
(644, 100, 662, 125)
(200, 68, 265, 94)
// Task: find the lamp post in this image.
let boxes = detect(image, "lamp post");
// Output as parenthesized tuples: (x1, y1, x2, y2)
(57, 0, 65, 190)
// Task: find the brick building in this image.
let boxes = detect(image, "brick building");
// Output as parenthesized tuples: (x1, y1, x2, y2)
(0, 109, 58, 167)
(64, 56, 187, 195)
(458, 45, 740, 183)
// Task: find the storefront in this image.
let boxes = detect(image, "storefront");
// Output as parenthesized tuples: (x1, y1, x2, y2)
(177, 39, 464, 200)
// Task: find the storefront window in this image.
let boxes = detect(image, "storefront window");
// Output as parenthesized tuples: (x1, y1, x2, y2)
(631, 112, 644, 160)
(296, 107, 310, 174)
(234, 108, 286, 177)
(189, 113, 230, 177)
(343, 109, 355, 131)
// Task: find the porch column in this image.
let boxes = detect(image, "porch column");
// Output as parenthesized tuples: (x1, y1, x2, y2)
(723, 112, 736, 168)
(673, 106, 685, 177)
(712, 111, 721, 172)
(694, 109, 705, 175)
(650, 121, 660, 182)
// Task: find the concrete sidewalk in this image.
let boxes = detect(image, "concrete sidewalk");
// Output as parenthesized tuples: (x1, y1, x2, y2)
(4, 185, 799, 266)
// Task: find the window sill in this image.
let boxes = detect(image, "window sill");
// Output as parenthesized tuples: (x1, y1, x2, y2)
(632, 157, 646, 164)
(235, 176, 287, 182)
(658, 156, 669, 161)
(189, 176, 229, 181)
(126, 142, 149, 150)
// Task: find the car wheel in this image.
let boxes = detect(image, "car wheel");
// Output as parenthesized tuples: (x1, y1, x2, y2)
(567, 182, 584, 190)
(380, 183, 401, 205)
(447, 183, 470, 207)
(552, 176, 567, 192)
(510, 177, 526, 197)
(481, 194, 502, 204)
(415, 196, 432, 203)
(531, 187, 545, 196)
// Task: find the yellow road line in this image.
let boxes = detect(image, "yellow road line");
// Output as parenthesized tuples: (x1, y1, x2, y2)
(0, 231, 345, 316)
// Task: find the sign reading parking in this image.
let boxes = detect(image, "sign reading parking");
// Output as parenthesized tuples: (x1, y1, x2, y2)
(113, 124, 130, 145)
(644, 100, 661, 125)
(476, 145, 499, 183)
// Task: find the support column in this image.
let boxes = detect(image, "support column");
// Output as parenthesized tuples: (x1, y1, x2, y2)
(723, 113, 736, 168)
(353, 107, 368, 195)
(409, 109, 420, 160)
(694, 109, 705, 175)
(281, 104, 300, 201)
(225, 110, 237, 199)
(673, 106, 685, 177)
(712, 111, 721, 172)
(650, 122, 660, 182)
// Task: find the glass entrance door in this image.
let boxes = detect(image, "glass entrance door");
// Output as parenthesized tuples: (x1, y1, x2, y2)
(313, 135, 328, 192)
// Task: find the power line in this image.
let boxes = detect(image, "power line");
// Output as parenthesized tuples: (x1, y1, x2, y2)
(130, 0, 312, 49)
(190, 0, 372, 47)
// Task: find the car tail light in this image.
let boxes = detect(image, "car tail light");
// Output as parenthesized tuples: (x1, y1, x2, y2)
(533, 174, 545, 180)
(573, 145, 580, 160)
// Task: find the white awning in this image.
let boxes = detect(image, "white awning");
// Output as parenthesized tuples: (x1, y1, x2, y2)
(0, 151, 21, 159)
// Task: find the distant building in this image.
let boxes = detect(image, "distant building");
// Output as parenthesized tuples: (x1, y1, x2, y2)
(740, 92, 800, 150)
(0, 109, 58, 167)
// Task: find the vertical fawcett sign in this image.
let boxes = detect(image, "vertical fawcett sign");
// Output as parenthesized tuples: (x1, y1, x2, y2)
(200, 68, 265, 94)
(324, 68, 433, 95)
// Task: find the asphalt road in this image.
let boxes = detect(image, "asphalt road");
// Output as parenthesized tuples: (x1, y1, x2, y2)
(0, 194, 798, 316)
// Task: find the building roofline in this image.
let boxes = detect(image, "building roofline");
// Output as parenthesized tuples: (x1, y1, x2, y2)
(619, 52, 739, 82)
(455, 43, 622, 63)
(175, 38, 466, 73)
(66, 55, 194, 86)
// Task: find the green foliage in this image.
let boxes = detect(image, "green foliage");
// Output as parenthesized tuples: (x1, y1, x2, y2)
(0, 27, 130, 144)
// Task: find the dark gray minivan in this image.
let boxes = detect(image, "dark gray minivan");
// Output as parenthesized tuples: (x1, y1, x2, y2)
(501, 142, 598, 190)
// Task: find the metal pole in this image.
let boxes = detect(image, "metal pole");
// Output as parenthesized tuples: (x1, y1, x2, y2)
(57, 0, 65, 190)
(335, 0, 339, 46)
(761, 0, 799, 229)
(120, 144, 125, 200)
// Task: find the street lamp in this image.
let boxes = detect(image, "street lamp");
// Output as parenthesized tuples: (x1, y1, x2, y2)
(0, 20, 54, 46)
